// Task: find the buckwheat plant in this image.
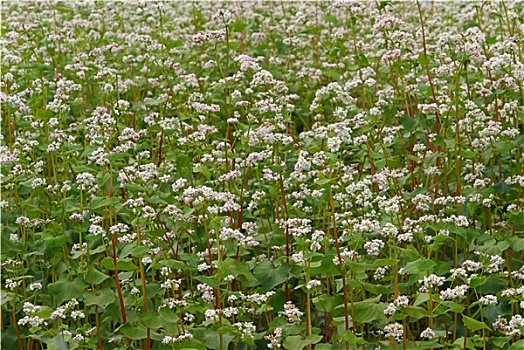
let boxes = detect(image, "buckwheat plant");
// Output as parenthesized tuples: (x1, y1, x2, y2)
(1, 1, 523, 350)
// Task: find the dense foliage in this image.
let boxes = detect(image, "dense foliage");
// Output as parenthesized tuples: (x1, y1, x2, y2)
(1, 1, 524, 349)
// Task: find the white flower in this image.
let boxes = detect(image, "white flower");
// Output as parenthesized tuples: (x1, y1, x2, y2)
(279, 302, 303, 322)
(439, 285, 469, 301)
(29, 282, 42, 291)
(419, 274, 446, 292)
(384, 323, 403, 341)
(479, 295, 498, 305)
(363, 239, 385, 256)
(204, 309, 219, 322)
(306, 279, 321, 290)
(224, 275, 235, 282)
(198, 263, 211, 272)
(291, 251, 304, 264)
(420, 327, 435, 339)
(265, 327, 283, 349)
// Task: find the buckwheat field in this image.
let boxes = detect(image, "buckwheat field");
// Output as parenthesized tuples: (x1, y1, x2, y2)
(1, 1, 524, 349)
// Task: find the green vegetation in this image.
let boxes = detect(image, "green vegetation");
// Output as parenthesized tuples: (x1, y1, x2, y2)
(1, 1, 524, 349)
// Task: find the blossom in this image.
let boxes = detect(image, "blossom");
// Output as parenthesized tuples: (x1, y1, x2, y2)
(384, 323, 404, 341)
(420, 327, 435, 339)
(265, 328, 283, 349)
(279, 302, 303, 322)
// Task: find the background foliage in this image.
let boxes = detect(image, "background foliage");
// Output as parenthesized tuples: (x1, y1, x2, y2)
(1, 1, 524, 349)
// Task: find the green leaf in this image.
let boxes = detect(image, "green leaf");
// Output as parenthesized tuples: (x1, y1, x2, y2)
(347, 261, 372, 273)
(492, 180, 511, 194)
(355, 53, 368, 66)
(124, 183, 149, 193)
(352, 296, 386, 323)
(300, 26, 320, 35)
(313, 294, 344, 314)
(48, 276, 89, 304)
(90, 196, 120, 210)
(129, 245, 149, 257)
(159, 307, 178, 324)
(400, 115, 419, 133)
(193, 166, 211, 179)
(304, 335, 323, 346)
(469, 275, 487, 288)
(361, 282, 389, 294)
(142, 311, 163, 329)
(414, 293, 430, 306)
(414, 341, 444, 349)
(35, 306, 53, 319)
(1, 291, 13, 306)
(508, 340, 524, 350)
(47, 333, 71, 350)
(223, 258, 256, 283)
(192, 275, 217, 288)
(101, 257, 115, 270)
(101, 257, 137, 271)
(202, 327, 235, 350)
(1, 234, 22, 253)
(284, 335, 305, 350)
(459, 150, 478, 159)
(143, 98, 166, 106)
(400, 258, 437, 275)
(310, 254, 335, 275)
(159, 259, 187, 270)
(418, 52, 428, 66)
(83, 288, 115, 308)
(44, 235, 68, 249)
(253, 261, 291, 292)
(490, 337, 511, 348)
(462, 315, 492, 332)
(283, 335, 323, 350)
(493, 141, 514, 153)
(324, 13, 339, 24)
(403, 306, 436, 320)
(372, 258, 399, 268)
(315, 345, 335, 350)
(340, 329, 358, 348)
(377, 1, 392, 10)
(269, 165, 285, 173)
(106, 152, 130, 161)
(178, 338, 207, 350)
(116, 259, 138, 271)
(443, 301, 465, 314)
(316, 178, 332, 185)
(454, 336, 475, 350)
(482, 303, 511, 324)
(118, 323, 148, 340)
(509, 237, 524, 251)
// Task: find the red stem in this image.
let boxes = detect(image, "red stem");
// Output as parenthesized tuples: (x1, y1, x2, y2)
(279, 174, 291, 302)
(417, 1, 442, 204)
(111, 232, 127, 324)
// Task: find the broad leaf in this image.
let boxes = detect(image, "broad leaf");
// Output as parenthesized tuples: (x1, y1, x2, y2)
(48, 276, 88, 304)
(118, 323, 148, 340)
(253, 261, 291, 292)
(462, 315, 492, 332)
(283, 335, 323, 350)
(83, 288, 115, 308)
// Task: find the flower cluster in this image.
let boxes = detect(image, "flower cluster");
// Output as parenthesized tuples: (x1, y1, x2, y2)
(1, 1, 523, 349)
